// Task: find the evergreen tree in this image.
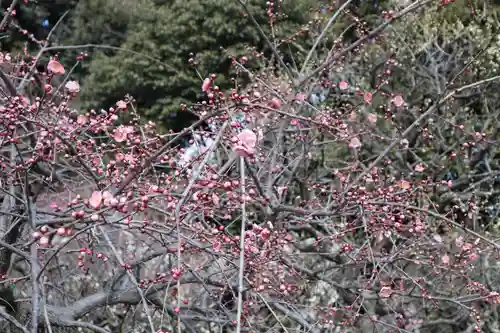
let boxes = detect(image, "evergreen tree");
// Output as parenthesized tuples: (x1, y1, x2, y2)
(78, 0, 313, 127)
(63, 0, 154, 76)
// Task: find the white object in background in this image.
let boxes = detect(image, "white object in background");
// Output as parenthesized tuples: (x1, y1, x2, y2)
(178, 134, 216, 169)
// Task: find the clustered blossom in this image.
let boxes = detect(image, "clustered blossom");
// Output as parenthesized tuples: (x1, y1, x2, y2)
(338, 80, 349, 90)
(112, 125, 134, 142)
(201, 78, 211, 92)
(65, 80, 80, 94)
(47, 59, 65, 75)
(233, 129, 257, 157)
(0, 6, 496, 332)
(392, 94, 405, 107)
(116, 100, 127, 109)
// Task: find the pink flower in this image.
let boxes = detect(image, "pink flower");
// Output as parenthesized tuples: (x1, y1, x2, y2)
(116, 100, 127, 110)
(462, 243, 472, 251)
(268, 98, 281, 109)
(364, 92, 373, 104)
(76, 115, 87, 125)
(260, 228, 271, 241)
(47, 59, 65, 75)
(65, 81, 80, 93)
(115, 152, 125, 162)
(349, 137, 362, 149)
(399, 180, 411, 190)
(112, 125, 134, 142)
(392, 95, 405, 107)
(338, 81, 349, 90)
(213, 240, 222, 252)
(212, 193, 220, 206)
(123, 154, 135, 163)
(366, 113, 377, 124)
(89, 191, 103, 209)
(38, 236, 51, 247)
(442, 253, 450, 265)
(414, 164, 425, 172)
(233, 129, 257, 157)
(349, 111, 357, 121)
(201, 78, 211, 92)
(102, 191, 117, 207)
(44, 84, 53, 94)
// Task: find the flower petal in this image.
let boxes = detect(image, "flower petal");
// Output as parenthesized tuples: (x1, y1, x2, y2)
(89, 191, 103, 209)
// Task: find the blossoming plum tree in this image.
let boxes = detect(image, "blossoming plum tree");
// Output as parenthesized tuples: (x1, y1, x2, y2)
(0, 0, 498, 333)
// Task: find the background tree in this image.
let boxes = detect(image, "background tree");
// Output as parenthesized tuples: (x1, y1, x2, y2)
(0, 0, 76, 51)
(63, 0, 154, 76)
(78, 0, 313, 127)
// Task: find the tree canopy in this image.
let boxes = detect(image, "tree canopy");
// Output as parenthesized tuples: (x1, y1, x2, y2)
(75, 0, 313, 126)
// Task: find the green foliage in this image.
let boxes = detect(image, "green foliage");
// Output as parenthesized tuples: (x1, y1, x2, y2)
(0, 0, 76, 53)
(79, 0, 313, 127)
(63, 0, 155, 77)
(67, 0, 152, 50)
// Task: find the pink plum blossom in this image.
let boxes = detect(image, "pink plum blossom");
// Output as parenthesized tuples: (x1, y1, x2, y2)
(338, 81, 349, 90)
(202, 78, 211, 92)
(392, 95, 405, 107)
(47, 59, 65, 75)
(89, 191, 103, 209)
(112, 125, 134, 142)
(65, 81, 80, 93)
(233, 129, 257, 157)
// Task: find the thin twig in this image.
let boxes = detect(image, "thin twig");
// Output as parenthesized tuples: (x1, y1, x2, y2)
(0, 0, 18, 32)
(235, 156, 246, 333)
(17, 11, 70, 92)
(297, 0, 433, 88)
(174, 121, 229, 333)
(98, 228, 156, 333)
(366, 201, 500, 248)
(0, 307, 29, 333)
(115, 107, 227, 195)
(299, 0, 353, 75)
(342, 74, 500, 196)
(236, 0, 293, 80)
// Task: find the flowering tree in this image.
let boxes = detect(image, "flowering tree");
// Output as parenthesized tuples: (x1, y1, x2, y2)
(0, 0, 499, 333)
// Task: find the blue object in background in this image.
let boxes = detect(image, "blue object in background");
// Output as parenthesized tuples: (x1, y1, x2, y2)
(42, 19, 49, 28)
(309, 87, 329, 106)
(309, 93, 321, 106)
(444, 170, 458, 181)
